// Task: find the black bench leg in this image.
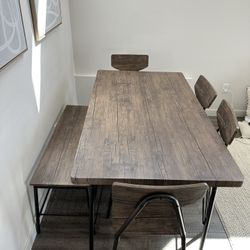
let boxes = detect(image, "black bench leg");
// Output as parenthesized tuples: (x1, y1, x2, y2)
(34, 187, 40, 234)
(86, 188, 90, 209)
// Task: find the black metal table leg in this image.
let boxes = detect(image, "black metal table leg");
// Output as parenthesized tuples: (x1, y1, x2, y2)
(199, 187, 217, 250)
(88, 186, 96, 250)
(106, 193, 112, 218)
(94, 187, 103, 226)
(33, 187, 40, 234)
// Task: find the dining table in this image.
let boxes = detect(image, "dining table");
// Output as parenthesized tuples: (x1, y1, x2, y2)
(71, 70, 244, 250)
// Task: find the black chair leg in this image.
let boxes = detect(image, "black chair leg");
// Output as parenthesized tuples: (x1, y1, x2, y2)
(175, 236, 186, 250)
(181, 235, 186, 250)
(113, 236, 119, 250)
(175, 237, 178, 250)
(202, 198, 205, 224)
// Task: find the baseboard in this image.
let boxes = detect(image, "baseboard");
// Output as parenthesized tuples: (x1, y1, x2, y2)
(24, 227, 36, 250)
(24, 221, 36, 250)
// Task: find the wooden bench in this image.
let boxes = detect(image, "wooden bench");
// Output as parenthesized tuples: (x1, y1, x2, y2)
(30, 105, 89, 233)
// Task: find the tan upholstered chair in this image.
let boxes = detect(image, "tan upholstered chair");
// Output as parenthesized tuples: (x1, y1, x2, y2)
(111, 54, 149, 71)
(112, 182, 208, 250)
(194, 75, 217, 110)
(217, 99, 238, 146)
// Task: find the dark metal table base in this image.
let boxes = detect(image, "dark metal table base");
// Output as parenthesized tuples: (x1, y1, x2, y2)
(89, 186, 95, 250)
(199, 187, 217, 250)
(33, 185, 217, 250)
(33, 186, 89, 234)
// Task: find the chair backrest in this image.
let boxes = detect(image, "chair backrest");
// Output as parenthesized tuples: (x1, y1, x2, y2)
(112, 182, 208, 235)
(194, 75, 217, 109)
(217, 99, 238, 146)
(111, 54, 149, 71)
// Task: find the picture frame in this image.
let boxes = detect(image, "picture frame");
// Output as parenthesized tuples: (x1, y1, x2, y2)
(30, 0, 62, 42)
(0, 0, 28, 70)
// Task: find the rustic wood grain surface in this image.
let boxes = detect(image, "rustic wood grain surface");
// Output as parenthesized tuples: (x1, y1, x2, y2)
(72, 71, 243, 187)
(30, 105, 88, 187)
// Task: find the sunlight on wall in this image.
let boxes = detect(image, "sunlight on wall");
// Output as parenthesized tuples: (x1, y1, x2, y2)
(37, 0, 47, 37)
(31, 0, 48, 112)
(31, 39, 41, 112)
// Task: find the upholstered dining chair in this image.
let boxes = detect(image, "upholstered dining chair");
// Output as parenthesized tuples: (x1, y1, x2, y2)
(111, 182, 208, 250)
(202, 100, 238, 225)
(194, 75, 217, 110)
(217, 99, 238, 146)
(111, 54, 149, 71)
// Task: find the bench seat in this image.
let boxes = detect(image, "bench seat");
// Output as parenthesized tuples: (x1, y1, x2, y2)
(30, 105, 88, 187)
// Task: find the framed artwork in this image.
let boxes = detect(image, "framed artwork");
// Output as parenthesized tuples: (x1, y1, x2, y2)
(0, 0, 27, 70)
(30, 0, 62, 42)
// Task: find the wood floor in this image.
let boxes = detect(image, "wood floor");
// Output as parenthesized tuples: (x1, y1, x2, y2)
(32, 188, 232, 250)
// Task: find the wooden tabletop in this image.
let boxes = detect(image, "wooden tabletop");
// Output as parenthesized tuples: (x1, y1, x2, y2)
(71, 70, 243, 187)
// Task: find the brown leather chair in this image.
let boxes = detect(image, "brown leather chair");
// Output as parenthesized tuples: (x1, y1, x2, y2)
(217, 99, 238, 146)
(194, 75, 217, 110)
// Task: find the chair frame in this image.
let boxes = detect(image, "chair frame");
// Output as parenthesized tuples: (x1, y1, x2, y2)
(111, 187, 217, 250)
(86, 184, 217, 250)
(113, 192, 186, 250)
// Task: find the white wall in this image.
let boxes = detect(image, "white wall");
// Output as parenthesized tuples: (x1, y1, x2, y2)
(70, 0, 250, 115)
(0, 1, 76, 250)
